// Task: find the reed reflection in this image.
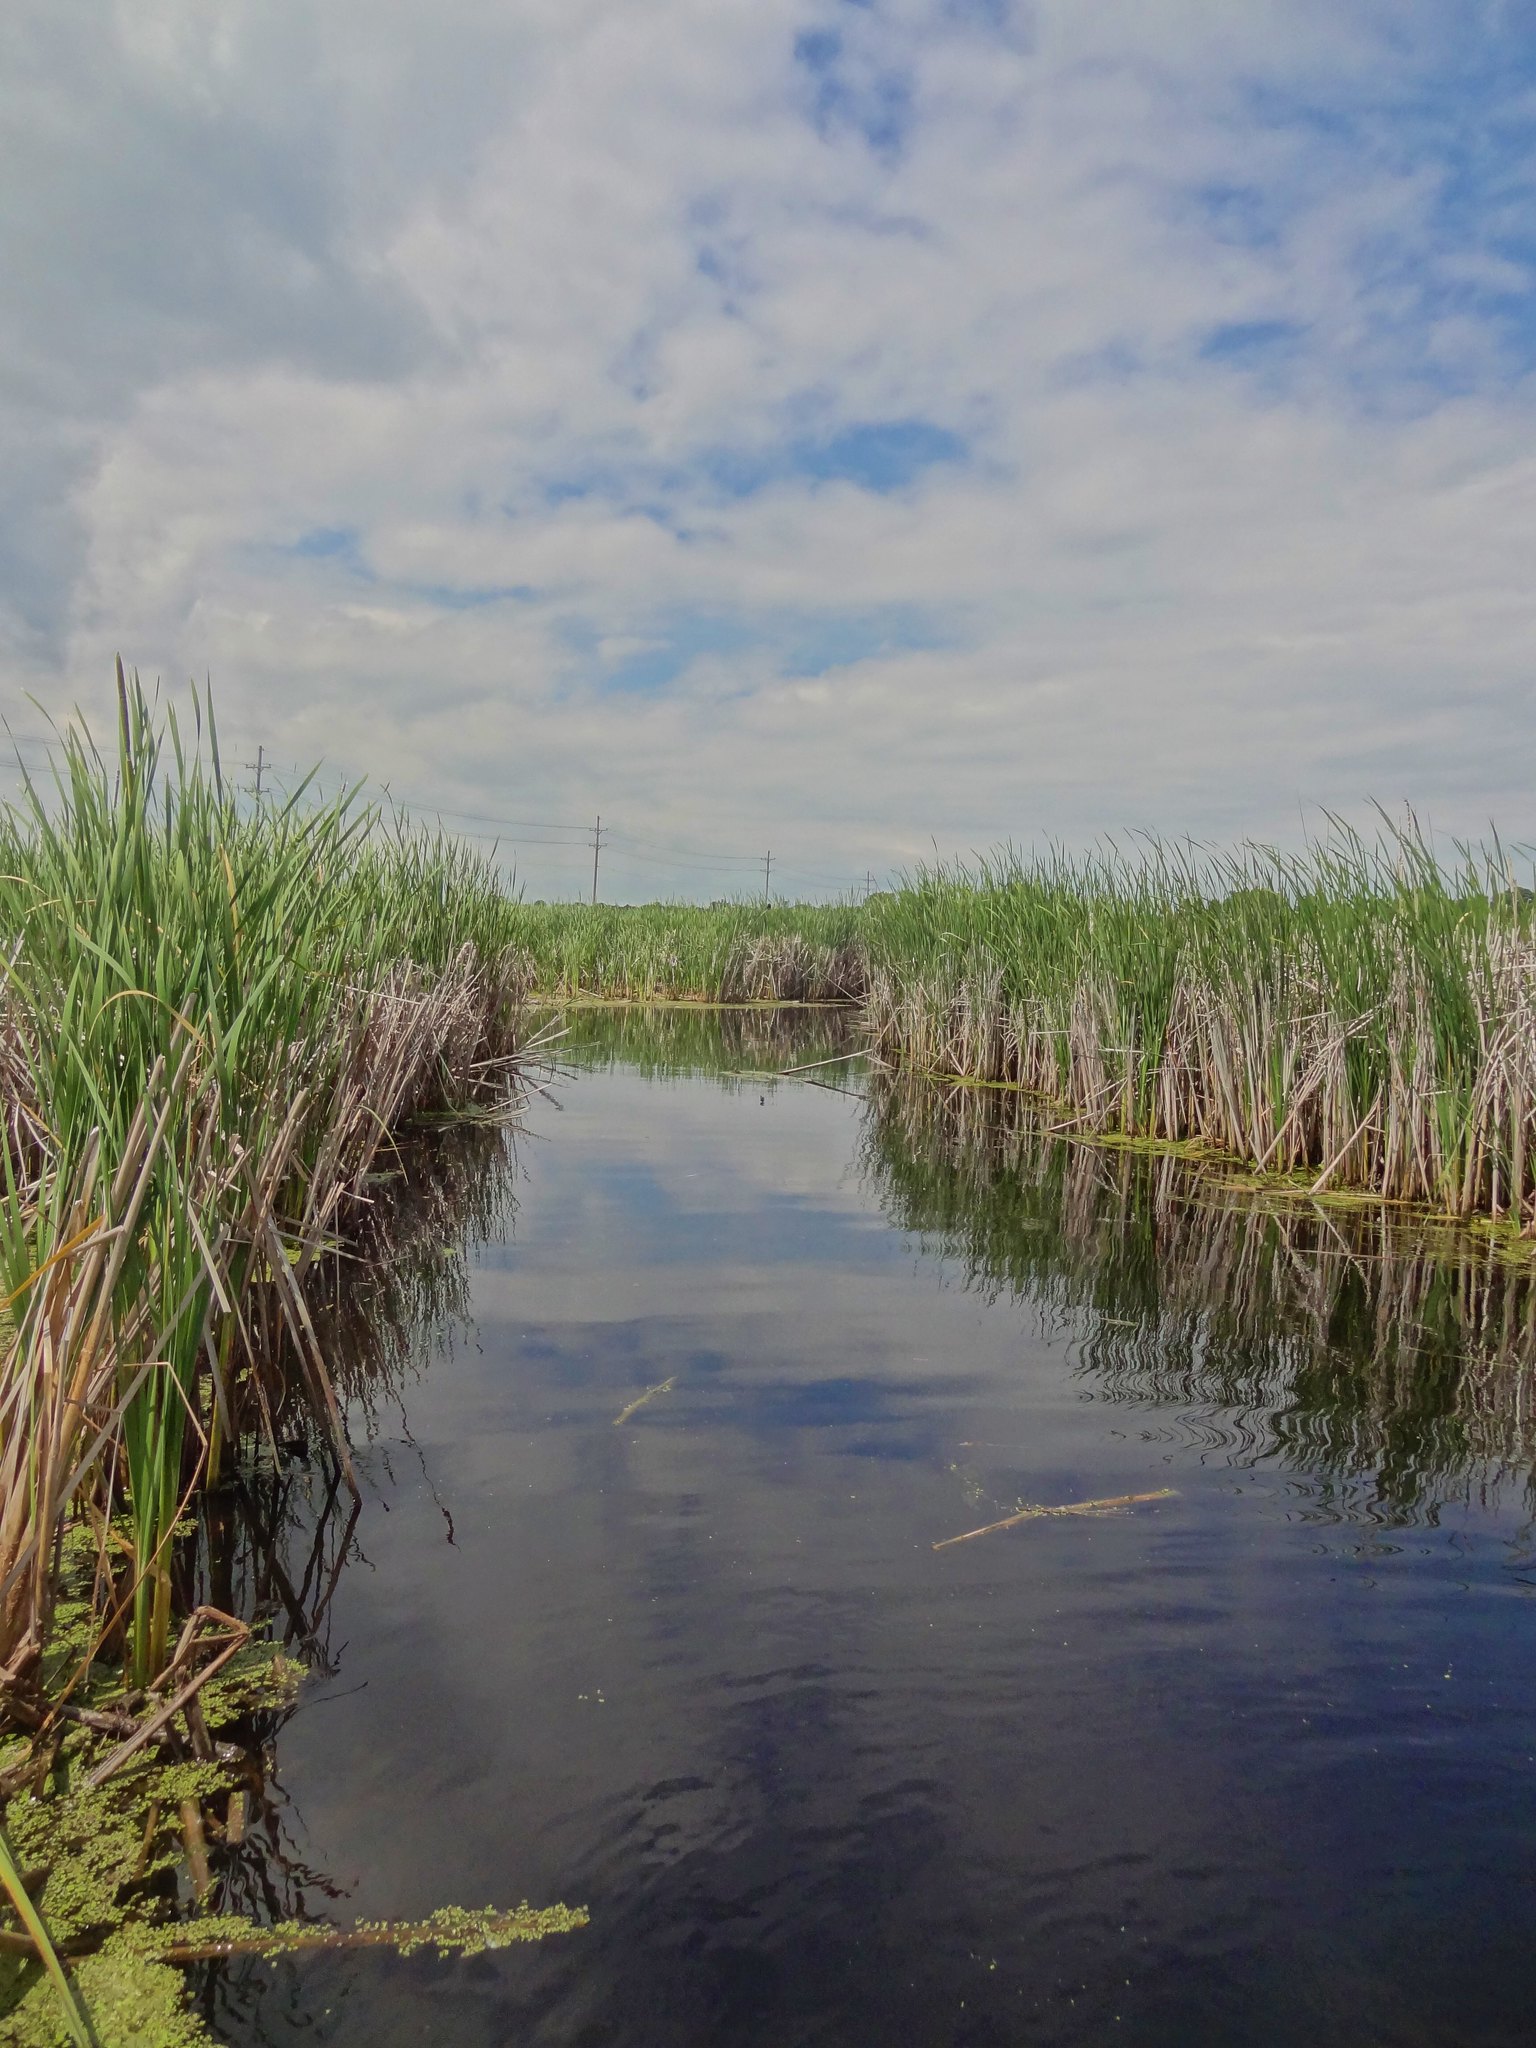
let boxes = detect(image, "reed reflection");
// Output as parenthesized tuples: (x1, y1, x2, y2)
(863, 1073, 1536, 1518)
(172, 1118, 524, 2042)
(550, 1000, 863, 1082)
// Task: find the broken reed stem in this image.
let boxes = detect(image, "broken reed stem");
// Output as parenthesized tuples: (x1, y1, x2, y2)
(178, 1799, 211, 1905)
(84, 1630, 248, 1790)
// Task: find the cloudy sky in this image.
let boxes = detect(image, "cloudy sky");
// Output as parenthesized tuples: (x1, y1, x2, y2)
(4, 2, 1535, 899)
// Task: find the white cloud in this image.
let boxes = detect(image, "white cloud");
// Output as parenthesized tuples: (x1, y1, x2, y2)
(4, 0, 1536, 896)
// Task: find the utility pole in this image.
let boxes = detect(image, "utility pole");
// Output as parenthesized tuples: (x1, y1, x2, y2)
(246, 745, 266, 800)
(591, 814, 606, 905)
(763, 848, 772, 903)
(865, 870, 874, 900)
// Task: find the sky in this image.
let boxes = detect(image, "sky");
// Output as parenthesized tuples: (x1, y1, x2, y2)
(3, 1, 1536, 901)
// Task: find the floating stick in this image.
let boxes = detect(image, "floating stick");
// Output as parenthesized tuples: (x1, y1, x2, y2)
(933, 1487, 1176, 1551)
(613, 1376, 676, 1426)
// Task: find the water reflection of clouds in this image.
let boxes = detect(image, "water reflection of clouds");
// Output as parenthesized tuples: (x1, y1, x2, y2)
(527, 1064, 877, 1224)
(258, 1041, 1536, 2048)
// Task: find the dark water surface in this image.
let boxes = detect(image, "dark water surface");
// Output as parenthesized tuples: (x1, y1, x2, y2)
(214, 1011, 1536, 2047)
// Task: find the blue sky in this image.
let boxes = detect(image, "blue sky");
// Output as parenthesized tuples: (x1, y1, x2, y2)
(3, 1, 1535, 899)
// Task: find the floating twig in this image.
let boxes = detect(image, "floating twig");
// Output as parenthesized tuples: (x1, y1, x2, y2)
(739, 1051, 865, 1081)
(933, 1487, 1176, 1551)
(774, 1051, 865, 1076)
(613, 1375, 676, 1426)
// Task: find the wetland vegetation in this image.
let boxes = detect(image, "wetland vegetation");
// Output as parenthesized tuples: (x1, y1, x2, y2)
(859, 834, 1536, 1225)
(7, 676, 1536, 2041)
(0, 673, 573, 2041)
(506, 900, 866, 1003)
(515, 825, 1536, 1229)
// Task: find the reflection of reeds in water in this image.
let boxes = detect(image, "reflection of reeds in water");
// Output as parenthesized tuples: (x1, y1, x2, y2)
(308, 1117, 521, 1416)
(194, 1116, 522, 1640)
(551, 1000, 864, 1083)
(124, 1117, 529, 2037)
(864, 1075, 1536, 1516)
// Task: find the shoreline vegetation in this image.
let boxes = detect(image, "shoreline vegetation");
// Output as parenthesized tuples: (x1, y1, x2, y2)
(6, 673, 1536, 2037)
(0, 671, 579, 2041)
(859, 837, 1536, 1228)
(2, 669, 539, 1694)
(517, 828, 1536, 1235)
(507, 899, 867, 1004)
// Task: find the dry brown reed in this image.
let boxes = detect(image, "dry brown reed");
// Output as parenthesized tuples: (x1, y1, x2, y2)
(862, 835, 1536, 1224)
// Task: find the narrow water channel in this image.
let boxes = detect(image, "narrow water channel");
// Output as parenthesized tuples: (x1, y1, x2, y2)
(209, 1009, 1536, 2047)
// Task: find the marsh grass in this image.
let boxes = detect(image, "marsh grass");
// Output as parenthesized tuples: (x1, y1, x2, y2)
(510, 900, 865, 1003)
(862, 825, 1536, 1224)
(505, 823, 1536, 1230)
(0, 667, 533, 1696)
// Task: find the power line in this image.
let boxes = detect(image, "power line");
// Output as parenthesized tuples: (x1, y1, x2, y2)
(616, 845, 752, 875)
(385, 808, 859, 885)
(392, 823, 588, 850)
(604, 848, 861, 891)
(385, 798, 591, 836)
(606, 828, 763, 864)
(0, 732, 874, 894)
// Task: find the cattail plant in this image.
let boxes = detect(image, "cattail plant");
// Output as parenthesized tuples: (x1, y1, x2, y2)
(0, 667, 531, 1692)
(861, 823, 1536, 1224)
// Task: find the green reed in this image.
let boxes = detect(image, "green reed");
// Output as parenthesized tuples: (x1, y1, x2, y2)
(508, 900, 866, 1001)
(0, 669, 528, 1688)
(861, 822, 1536, 1220)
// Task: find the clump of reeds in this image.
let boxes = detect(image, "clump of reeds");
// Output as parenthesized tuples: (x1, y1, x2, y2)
(510, 900, 866, 1003)
(0, 667, 532, 1700)
(862, 823, 1536, 1224)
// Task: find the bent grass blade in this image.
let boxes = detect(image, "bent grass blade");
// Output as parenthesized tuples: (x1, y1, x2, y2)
(0, 1819, 95, 2047)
